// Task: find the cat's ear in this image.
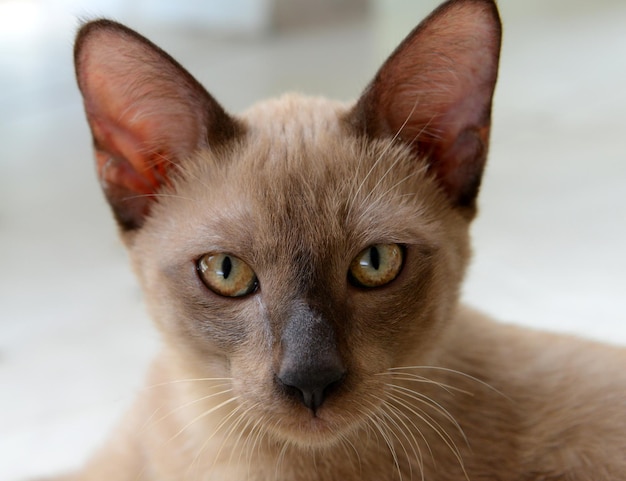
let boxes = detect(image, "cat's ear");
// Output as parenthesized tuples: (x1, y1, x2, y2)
(74, 20, 242, 230)
(348, 0, 501, 209)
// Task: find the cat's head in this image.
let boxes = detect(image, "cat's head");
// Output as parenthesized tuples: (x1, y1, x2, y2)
(74, 0, 500, 448)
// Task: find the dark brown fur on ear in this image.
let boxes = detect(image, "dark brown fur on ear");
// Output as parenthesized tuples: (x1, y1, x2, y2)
(74, 19, 243, 231)
(348, 0, 501, 210)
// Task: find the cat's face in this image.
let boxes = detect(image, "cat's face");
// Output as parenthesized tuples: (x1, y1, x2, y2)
(74, 0, 500, 448)
(130, 96, 470, 445)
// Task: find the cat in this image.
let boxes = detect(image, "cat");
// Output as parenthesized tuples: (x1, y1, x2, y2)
(56, 0, 626, 480)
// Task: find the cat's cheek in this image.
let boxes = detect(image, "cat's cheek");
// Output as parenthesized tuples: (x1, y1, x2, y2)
(140, 269, 260, 360)
(345, 266, 438, 357)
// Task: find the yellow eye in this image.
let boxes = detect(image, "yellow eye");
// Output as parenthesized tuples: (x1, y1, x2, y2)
(348, 244, 404, 288)
(197, 253, 258, 297)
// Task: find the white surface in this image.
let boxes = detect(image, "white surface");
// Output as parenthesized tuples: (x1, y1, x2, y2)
(1, 3, 626, 480)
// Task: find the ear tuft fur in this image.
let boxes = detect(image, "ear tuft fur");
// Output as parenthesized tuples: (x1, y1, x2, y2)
(74, 19, 242, 230)
(349, 0, 502, 209)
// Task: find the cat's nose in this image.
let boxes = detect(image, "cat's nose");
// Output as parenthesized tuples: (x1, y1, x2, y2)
(277, 303, 346, 412)
(277, 361, 346, 412)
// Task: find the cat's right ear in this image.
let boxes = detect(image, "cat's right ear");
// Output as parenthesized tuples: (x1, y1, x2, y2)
(74, 20, 242, 231)
(348, 0, 501, 212)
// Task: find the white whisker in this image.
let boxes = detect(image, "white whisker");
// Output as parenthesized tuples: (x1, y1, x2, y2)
(166, 396, 239, 444)
(151, 150, 215, 194)
(188, 402, 246, 480)
(386, 388, 469, 481)
(389, 365, 511, 401)
(337, 428, 363, 478)
(380, 402, 420, 481)
(362, 401, 403, 481)
(123, 192, 199, 204)
(228, 402, 262, 469)
(346, 97, 420, 221)
(388, 384, 468, 448)
(387, 400, 428, 481)
(357, 151, 427, 221)
(377, 371, 472, 396)
(140, 377, 234, 392)
(200, 402, 252, 478)
(274, 438, 291, 481)
(246, 412, 271, 477)
(141, 387, 234, 434)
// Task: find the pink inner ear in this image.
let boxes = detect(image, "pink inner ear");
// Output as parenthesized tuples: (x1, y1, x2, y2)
(88, 112, 173, 195)
(80, 76, 201, 197)
(76, 24, 209, 197)
(355, 0, 501, 206)
(75, 19, 241, 230)
(384, 1, 500, 147)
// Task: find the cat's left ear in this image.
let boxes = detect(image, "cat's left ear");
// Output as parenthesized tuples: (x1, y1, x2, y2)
(348, 0, 502, 210)
(74, 20, 242, 231)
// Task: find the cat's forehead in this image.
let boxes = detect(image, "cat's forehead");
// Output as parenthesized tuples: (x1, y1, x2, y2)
(241, 94, 350, 148)
(233, 94, 360, 211)
(144, 93, 439, 266)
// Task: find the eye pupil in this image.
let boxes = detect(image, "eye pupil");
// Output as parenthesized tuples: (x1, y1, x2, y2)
(369, 246, 380, 270)
(197, 253, 258, 297)
(221, 256, 232, 279)
(349, 243, 404, 288)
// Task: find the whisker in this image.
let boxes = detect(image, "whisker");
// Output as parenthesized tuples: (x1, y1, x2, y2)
(346, 98, 420, 221)
(354, 165, 427, 228)
(380, 402, 421, 481)
(337, 428, 363, 478)
(374, 412, 404, 481)
(274, 438, 291, 481)
(238, 409, 269, 477)
(136, 379, 233, 439)
(386, 400, 428, 481)
(140, 386, 234, 434)
(388, 384, 468, 448)
(236, 409, 258, 480)
(150, 150, 215, 194)
(137, 400, 168, 436)
(203, 402, 254, 478)
(378, 371, 472, 396)
(357, 151, 428, 221)
(377, 164, 429, 199)
(389, 365, 511, 401)
(386, 388, 453, 460)
(228, 402, 262, 469)
(386, 389, 470, 481)
(188, 402, 246, 480)
(123, 192, 199, 204)
(362, 401, 403, 481)
(140, 377, 234, 392)
(387, 393, 435, 463)
(246, 412, 271, 478)
(166, 396, 239, 444)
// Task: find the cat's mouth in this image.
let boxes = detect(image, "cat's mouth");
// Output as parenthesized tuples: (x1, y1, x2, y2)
(269, 405, 364, 447)
(260, 379, 380, 448)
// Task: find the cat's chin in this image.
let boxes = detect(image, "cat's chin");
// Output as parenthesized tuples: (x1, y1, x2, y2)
(274, 419, 354, 448)
(266, 404, 367, 448)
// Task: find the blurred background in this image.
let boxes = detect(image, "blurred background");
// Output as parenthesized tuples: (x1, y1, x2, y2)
(1, 0, 625, 479)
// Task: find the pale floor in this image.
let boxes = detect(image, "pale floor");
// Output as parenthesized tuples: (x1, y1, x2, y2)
(1, 3, 626, 480)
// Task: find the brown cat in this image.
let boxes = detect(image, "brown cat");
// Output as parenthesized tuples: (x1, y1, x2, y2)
(61, 0, 626, 480)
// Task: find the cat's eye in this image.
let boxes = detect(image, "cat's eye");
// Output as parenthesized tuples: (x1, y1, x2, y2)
(197, 253, 258, 297)
(348, 244, 404, 288)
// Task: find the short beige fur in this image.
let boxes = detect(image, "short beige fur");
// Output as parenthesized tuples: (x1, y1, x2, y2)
(57, 1, 626, 480)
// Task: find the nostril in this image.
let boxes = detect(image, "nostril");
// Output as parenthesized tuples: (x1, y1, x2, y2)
(320, 375, 344, 403)
(278, 367, 346, 412)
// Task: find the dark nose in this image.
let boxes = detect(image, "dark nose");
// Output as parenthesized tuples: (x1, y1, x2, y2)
(278, 361, 346, 412)
(277, 304, 346, 412)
